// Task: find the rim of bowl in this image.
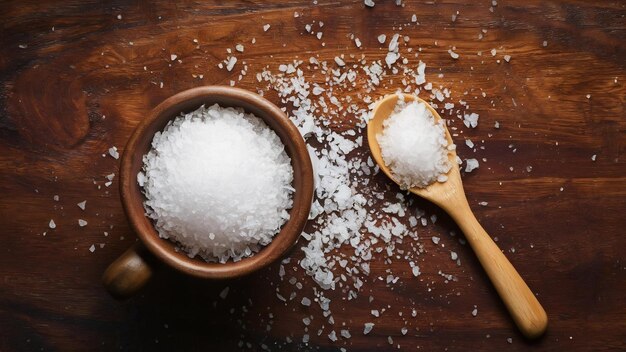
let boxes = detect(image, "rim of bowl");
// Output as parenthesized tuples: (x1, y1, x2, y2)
(119, 86, 314, 279)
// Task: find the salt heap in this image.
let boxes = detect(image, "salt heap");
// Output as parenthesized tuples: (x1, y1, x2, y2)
(377, 97, 452, 189)
(139, 104, 294, 263)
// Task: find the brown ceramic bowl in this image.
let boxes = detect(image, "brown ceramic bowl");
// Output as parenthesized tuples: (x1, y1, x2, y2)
(103, 86, 314, 299)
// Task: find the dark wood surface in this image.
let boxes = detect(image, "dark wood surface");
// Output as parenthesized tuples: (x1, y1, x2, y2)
(1, 1, 625, 351)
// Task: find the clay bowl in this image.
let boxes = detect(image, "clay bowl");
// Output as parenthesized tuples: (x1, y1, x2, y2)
(103, 86, 314, 299)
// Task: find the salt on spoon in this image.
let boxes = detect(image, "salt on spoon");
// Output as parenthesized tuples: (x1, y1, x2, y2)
(367, 93, 548, 339)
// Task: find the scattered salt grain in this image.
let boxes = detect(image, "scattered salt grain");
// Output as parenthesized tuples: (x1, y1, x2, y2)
(465, 158, 479, 172)
(363, 323, 375, 334)
(334, 56, 346, 67)
(377, 99, 452, 189)
(301, 297, 312, 306)
(89, 244, 95, 253)
(364, 0, 375, 7)
(472, 307, 478, 316)
(49, 219, 56, 229)
(170, 54, 177, 61)
(108, 146, 119, 159)
(219, 286, 229, 299)
(504, 55, 511, 62)
(432, 236, 440, 245)
(77, 201, 86, 210)
(235, 44, 244, 52)
(263, 24, 271, 32)
(139, 104, 294, 263)
(78, 219, 88, 227)
(377, 34, 386, 44)
(507, 337, 513, 344)
(591, 154, 597, 161)
(448, 49, 459, 59)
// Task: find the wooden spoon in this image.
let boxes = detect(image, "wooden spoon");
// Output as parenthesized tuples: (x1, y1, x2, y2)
(367, 93, 548, 339)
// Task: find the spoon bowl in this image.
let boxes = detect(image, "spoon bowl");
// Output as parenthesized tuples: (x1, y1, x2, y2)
(367, 93, 548, 339)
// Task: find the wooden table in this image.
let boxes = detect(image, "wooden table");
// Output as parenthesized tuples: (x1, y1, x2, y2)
(1, 1, 624, 351)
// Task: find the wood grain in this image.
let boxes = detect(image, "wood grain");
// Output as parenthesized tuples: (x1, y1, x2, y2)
(1, 1, 625, 351)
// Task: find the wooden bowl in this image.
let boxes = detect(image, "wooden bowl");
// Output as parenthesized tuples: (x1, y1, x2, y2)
(103, 86, 314, 299)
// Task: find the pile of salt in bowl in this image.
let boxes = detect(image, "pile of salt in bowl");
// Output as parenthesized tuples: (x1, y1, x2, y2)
(138, 104, 294, 263)
(377, 96, 453, 189)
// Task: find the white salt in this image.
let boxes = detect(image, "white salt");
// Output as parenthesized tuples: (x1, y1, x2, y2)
(363, 323, 375, 334)
(108, 146, 119, 159)
(49, 219, 56, 229)
(78, 219, 88, 227)
(377, 99, 452, 189)
(140, 104, 294, 263)
(77, 201, 86, 210)
(465, 158, 479, 172)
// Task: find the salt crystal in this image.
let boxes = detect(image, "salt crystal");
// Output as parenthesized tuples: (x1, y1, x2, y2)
(432, 236, 440, 244)
(77, 201, 86, 210)
(465, 158, 479, 172)
(328, 331, 337, 342)
(235, 44, 244, 52)
(108, 146, 119, 159)
(504, 55, 511, 62)
(411, 265, 421, 276)
(301, 297, 311, 306)
(411, 14, 417, 22)
(507, 337, 513, 344)
(472, 307, 478, 316)
(49, 219, 56, 229)
(450, 251, 458, 260)
(448, 49, 459, 59)
(334, 56, 345, 67)
(364, 0, 375, 7)
(170, 54, 177, 61)
(226, 56, 237, 71)
(591, 154, 597, 161)
(78, 219, 88, 227)
(89, 244, 95, 252)
(371, 309, 380, 317)
(219, 287, 229, 299)
(363, 323, 375, 334)
(377, 34, 386, 44)
(263, 24, 271, 31)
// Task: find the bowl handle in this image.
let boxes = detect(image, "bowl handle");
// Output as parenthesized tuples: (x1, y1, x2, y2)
(102, 243, 155, 299)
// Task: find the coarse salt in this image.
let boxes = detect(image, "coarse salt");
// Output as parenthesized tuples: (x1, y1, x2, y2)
(139, 104, 294, 263)
(377, 98, 452, 189)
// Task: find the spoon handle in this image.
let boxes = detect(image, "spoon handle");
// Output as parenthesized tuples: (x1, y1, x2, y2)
(449, 203, 548, 338)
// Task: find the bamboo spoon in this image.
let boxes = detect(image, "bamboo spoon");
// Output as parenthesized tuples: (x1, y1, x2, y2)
(367, 93, 548, 339)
